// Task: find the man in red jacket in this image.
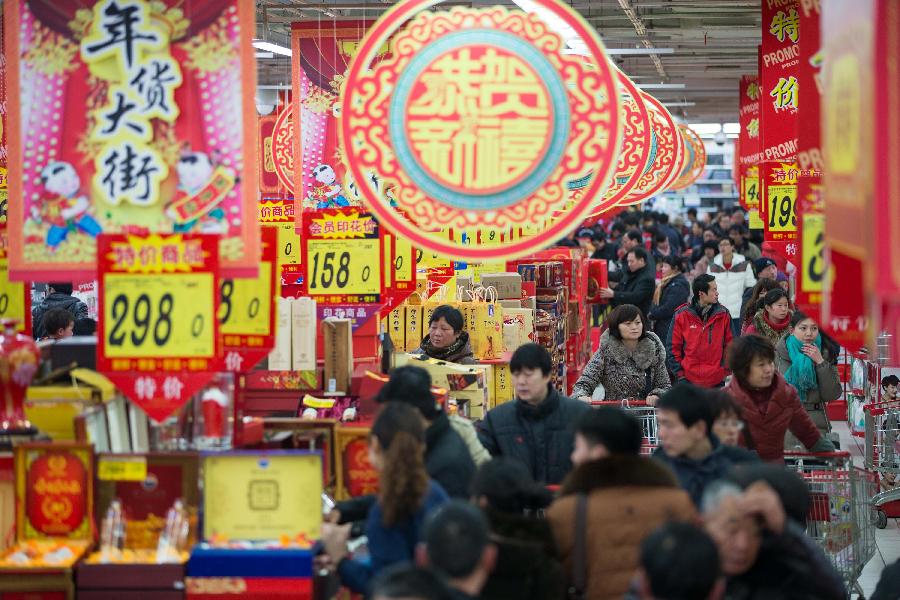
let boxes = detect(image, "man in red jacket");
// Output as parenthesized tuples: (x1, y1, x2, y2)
(667, 274, 733, 388)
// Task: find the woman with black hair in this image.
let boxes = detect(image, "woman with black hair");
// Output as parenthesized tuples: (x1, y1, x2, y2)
(775, 310, 843, 442)
(471, 459, 565, 600)
(572, 304, 670, 403)
(321, 402, 449, 594)
(742, 289, 792, 345)
(648, 255, 689, 341)
(414, 305, 475, 364)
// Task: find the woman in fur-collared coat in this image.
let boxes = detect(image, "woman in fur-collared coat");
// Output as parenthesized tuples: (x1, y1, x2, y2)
(572, 305, 671, 403)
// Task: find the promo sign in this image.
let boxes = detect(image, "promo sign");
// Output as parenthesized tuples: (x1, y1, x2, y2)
(5, 0, 259, 280)
(301, 209, 384, 305)
(219, 226, 277, 373)
(259, 197, 301, 285)
(340, 1, 623, 262)
(97, 233, 221, 422)
(761, 162, 799, 242)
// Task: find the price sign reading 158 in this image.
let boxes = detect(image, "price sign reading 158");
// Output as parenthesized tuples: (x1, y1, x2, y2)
(306, 238, 380, 296)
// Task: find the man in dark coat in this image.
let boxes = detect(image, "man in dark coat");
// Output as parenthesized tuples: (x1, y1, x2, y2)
(32, 282, 89, 339)
(652, 383, 758, 507)
(477, 344, 591, 485)
(598, 247, 656, 316)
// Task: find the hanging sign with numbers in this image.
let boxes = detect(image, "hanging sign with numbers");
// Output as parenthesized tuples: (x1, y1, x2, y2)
(761, 162, 799, 242)
(219, 226, 277, 372)
(0, 240, 30, 334)
(301, 209, 384, 304)
(259, 197, 301, 285)
(381, 232, 417, 310)
(97, 233, 221, 422)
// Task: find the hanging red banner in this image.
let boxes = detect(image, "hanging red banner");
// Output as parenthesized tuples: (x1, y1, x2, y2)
(97, 233, 222, 422)
(5, 0, 259, 281)
(220, 227, 277, 373)
(258, 197, 302, 287)
(0, 15, 7, 234)
(258, 92, 293, 195)
(738, 75, 763, 227)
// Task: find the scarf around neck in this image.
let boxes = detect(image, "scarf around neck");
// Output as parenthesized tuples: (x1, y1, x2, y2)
(753, 310, 790, 343)
(421, 331, 471, 362)
(784, 334, 820, 402)
(652, 273, 679, 305)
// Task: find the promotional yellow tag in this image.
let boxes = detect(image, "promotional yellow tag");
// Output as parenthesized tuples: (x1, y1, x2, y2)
(395, 237, 414, 282)
(0, 258, 26, 332)
(766, 185, 798, 232)
(306, 238, 381, 296)
(219, 260, 273, 337)
(98, 455, 148, 482)
(274, 223, 301, 272)
(801, 213, 825, 293)
(103, 273, 215, 359)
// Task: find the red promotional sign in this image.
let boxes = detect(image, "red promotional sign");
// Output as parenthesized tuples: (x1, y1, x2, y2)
(220, 227, 277, 373)
(97, 233, 222, 422)
(258, 93, 293, 195)
(738, 75, 762, 225)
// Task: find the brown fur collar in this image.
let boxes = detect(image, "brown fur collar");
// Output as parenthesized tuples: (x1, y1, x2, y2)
(599, 330, 663, 370)
(559, 455, 679, 496)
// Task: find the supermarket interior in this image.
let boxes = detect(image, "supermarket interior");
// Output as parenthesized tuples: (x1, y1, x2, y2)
(0, 0, 899, 598)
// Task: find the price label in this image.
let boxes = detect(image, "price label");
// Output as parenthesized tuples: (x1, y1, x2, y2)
(306, 239, 380, 296)
(0, 257, 26, 332)
(743, 174, 760, 209)
(104, 273, 215, 358)
(766, 185, 798, 233)
(274, 223, 301, 272)
(801, 213, 825, 293)
(98, 455, 148, 482)
(394, 237, 414, 282)
(220, 253, 273, 338)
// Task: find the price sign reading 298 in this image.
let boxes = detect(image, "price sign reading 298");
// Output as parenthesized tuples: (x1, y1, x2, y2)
(97, 234, 220, 373)
(301, 209, 384, 304)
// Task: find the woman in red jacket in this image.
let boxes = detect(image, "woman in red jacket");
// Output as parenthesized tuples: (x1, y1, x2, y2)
(723, 335, 835, 462)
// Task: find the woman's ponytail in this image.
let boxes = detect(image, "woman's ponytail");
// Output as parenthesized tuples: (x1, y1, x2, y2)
(371, 402, 429, 527)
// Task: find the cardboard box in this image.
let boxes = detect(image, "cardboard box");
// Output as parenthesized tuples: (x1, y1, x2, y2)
(457, 275, 474, 301)
(322, 319, 353, 394)
(291, 298, 316, 371)
(498, 300, 522, 310)
(480, 273, 522, 300)
(268, 297, 292, 371)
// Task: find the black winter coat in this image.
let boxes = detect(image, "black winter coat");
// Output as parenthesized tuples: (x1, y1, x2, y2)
(648, 274, 690, 341)
(481, 509, 566, 600)
(652, 438, 758, 507)
(32, 293, 89, 339)
(612, 264, 656, 316)
(477, 387, 591, 485)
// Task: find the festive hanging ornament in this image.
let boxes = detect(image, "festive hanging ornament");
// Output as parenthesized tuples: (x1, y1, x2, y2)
(669, 125, 707, 190)
(0, 319, 39, 432)
(618, 93, 684, 206)
(340, 0, 623, 261)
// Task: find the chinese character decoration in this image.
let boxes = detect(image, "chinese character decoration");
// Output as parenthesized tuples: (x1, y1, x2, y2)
(669, 125, 708, 191)
(340, 2, 623, 262)
(620, 92, 683, 206)
(5, 0, 258, 280)
(771, 76, 799, 112)
(769, 8, 800, 44)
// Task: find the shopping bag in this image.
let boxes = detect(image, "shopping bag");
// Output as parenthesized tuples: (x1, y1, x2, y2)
(470, 286, 503, 360)
(503, 307, 536, 352)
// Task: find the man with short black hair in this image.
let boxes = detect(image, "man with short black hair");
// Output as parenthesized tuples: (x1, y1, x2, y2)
(477, 344, 591, 484)
(420, 501, 497, 600)
(728, 224, 761, 260)
(600, 246, 656, 315)
(548, 407, 695, 599)
(668, 275, 733, 387)
(653, 382, 757, 506)
(635, 522, 724, 600)
(371, 564, 455, 600)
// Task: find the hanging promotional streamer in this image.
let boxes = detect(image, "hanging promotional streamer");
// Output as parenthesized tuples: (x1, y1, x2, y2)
(258, 92, 293, 195)
(219, 226, 277, 373)
(97, 232, 222, 422)
(340, 1, 623, 262)
(5, 0, 259, 281)
(0, 16, 7, 234)
(301, 209, 385, 305)
(669, 125, 707, 191)
(619, 93, 683, 206)
(258, 197, 301, 286)
(738, 75, 763, 228)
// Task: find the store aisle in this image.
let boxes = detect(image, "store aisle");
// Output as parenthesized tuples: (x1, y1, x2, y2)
(832, 421, 899, 598)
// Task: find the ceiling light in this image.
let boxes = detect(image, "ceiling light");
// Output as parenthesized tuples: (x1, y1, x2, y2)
(662, 102, 696, 107)
(255, 52, 274, 59)
(607, 48, 674, 55)
(252, 41, 292, 57)
(638, 83, 686, 90)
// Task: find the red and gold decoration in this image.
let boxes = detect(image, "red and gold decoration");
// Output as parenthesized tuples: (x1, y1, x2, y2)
(258, 92, 294, 196)
(0, 318, 39, 432)
(340, 1, 622, 261)
(97, 232, 222, 422)
(335, 426, 378, 500)
(0, 244, 31, 334)
(669, 125, 707, 190)
(4, 0, 259, 280)
(620, 92, 683, 206)
(738, 75, 763, 228)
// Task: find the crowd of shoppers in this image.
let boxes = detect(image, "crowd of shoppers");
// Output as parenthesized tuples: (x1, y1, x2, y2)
(321, 206, 900, 600)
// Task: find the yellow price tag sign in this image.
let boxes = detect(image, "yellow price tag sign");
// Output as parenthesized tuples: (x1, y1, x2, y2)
(273, 223, 301, 272)
(766, 185, 798, 232)
(743, 174, 760, 209)
(394, 237, 414, 282)
(0, 258, 27, 332)
(98, 455, 148, 482)
(219, 264, 272, 337)
(104, 273, 215, 359)
(306, 238, 381, 296)
(801, 213, 825, 293)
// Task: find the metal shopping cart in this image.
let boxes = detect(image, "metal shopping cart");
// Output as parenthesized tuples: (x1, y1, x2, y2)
(784, 452, 877, 598)
(864, 400, 900, 527)
(590, 400, 657, 455)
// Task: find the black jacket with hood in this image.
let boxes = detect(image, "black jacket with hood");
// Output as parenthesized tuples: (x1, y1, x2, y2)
(32, 292, 89, 339)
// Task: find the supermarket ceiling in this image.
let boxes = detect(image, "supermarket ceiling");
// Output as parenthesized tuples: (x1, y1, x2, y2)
(255, 0, 762, 124)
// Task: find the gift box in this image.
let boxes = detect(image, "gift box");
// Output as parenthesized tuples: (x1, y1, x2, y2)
(0, 443, 95, 599)
(322, 319, 353, 395)
(186, 452, 322, 600)
(479, 273, 522, 300)
(267, 298, 293, 371)
(334, 424, 378, 500)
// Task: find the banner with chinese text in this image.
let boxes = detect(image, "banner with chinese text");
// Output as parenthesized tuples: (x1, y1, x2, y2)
(738, 75, 763, 228)
(97, 232, 222, 422)
(5, 0, 259, 280)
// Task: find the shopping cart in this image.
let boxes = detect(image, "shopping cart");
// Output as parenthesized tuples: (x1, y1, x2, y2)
(590, 400, 657, 455)
(863, 400, 900, 527)
(784, 452, 877, 598)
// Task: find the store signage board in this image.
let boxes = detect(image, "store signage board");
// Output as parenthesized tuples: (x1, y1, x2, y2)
(301, 209, 385, 305)
(340, 1, 622, 262)
(4, 0, 259, 280)
(219, 226, 277, 373)
(97, 232, 221, 422)
(0, 239, 31, 334)
(259, 197, 302, 286)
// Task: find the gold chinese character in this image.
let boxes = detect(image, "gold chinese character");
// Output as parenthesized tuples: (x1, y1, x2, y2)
(769, 8, 799, 44)
(770, 76, 798, 110)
